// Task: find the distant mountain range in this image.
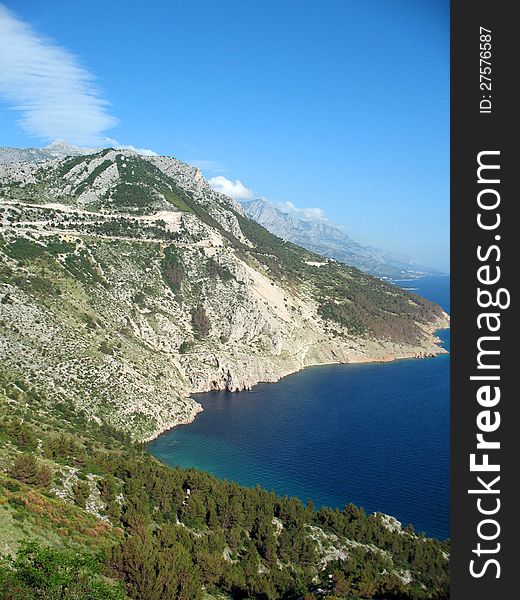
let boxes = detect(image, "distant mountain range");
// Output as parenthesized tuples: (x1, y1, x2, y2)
(0, 140, 98, 164)
(241, 198, 442, 279)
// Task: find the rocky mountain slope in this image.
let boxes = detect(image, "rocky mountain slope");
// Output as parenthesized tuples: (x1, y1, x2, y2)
(0, 140, 98, 165)
(241, 198, 442, 279)
(0, 148, 448, 441)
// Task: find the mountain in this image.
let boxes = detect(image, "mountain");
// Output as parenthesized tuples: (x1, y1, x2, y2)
(0, 147, 449, 599)
(0, 147, 448, 440)
(0, 140, 98, 165)
(241, 198, 442, 279)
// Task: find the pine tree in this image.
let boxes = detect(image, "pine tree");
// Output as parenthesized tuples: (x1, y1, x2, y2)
(10, 454, 40, 485)
(7, 419, 38, 451)
(35, 464, 53, 488)
(72, 480, 90, 508)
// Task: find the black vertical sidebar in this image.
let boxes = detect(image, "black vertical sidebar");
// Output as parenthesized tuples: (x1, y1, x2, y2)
(451, 1, 516, 598)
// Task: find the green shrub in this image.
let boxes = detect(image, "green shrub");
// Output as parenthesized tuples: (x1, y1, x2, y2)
(0, 541, 126, 599)
(161, 247, 184, 293)
(191, 305, 211, 338)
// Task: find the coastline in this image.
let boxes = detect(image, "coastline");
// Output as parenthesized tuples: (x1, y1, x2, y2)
(146, 319, 451, 539)
(144, 313, 450, 443)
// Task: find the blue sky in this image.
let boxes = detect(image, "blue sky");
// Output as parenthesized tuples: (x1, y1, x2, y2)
(0, 1, 449, 271)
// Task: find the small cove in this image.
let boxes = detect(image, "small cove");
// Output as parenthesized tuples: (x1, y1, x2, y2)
(149, 275, 450, 538)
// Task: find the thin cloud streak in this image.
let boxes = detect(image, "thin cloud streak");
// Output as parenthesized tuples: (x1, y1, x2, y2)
(191, 159, 227, 173)
(0, 4, 117, 145)
(275, 200, 327, 222)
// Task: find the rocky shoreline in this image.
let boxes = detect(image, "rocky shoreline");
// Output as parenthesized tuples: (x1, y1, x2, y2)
(144, 314, 450, 443)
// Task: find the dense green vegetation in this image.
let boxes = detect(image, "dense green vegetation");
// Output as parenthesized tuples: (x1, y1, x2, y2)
(74, 160, 113, 196)
(56, 155, 89, 178)
(0, 541, 126, 599)
(314, 266, 442, 344)
(207, 257, 234, 282)
(0, 367, 449, 600)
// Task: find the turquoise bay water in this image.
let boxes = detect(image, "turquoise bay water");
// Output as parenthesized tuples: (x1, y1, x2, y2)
(149, 275, 450, 539)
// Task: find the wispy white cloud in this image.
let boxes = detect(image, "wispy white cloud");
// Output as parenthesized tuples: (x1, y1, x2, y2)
(275, 200, 327, 222)
(0, 4, 117, 145)
(191, 159, 227, 173)
(208, 175, 253, 200)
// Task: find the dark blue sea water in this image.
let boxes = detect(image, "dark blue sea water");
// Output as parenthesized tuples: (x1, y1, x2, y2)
(149, 275, 450, 539)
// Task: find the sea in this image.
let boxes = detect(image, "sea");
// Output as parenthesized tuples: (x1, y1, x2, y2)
(149, 275, 450, 539)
